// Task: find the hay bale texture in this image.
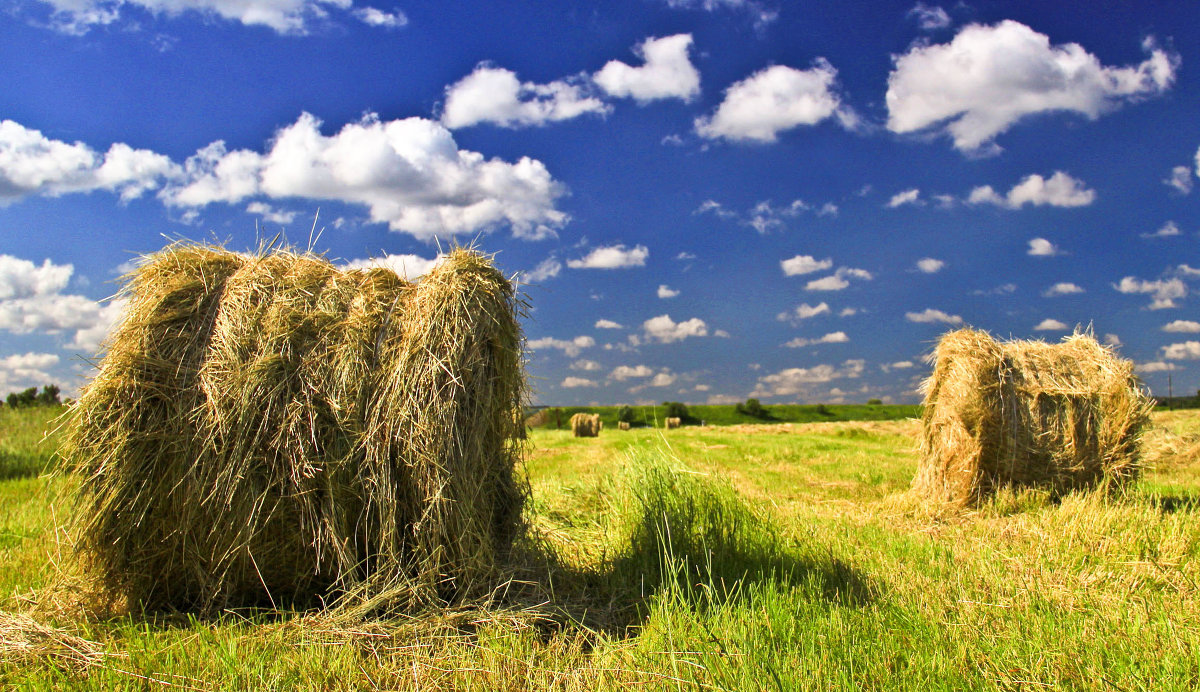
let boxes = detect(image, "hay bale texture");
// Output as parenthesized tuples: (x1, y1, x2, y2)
(570, 413, 601, 438)
(665, 417, 681, 430)
(66, 243, 527, 613)
(914, 328, 1152, 506)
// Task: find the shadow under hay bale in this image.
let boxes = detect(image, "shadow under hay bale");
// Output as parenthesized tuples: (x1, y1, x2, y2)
(913, 328, 1152, 507)
(570, 413, 601, 438)
(66, 243, 526, 615)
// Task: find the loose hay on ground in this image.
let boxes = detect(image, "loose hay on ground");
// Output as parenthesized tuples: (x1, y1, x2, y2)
(65, 243, 527, 615)
(913, 328, 1152, 506)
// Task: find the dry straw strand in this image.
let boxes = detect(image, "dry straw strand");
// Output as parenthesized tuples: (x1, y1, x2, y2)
(913, 328, 1152, 506)
(65, 242, 527, 615)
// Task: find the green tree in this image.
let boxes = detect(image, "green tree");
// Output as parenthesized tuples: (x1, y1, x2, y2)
(6, 387, 38, 408)
(743, 398, 765, 418)
(617, 405, 636, 424)
(867, 398, 883, 406)
(662, 401, 689, 420)
(36, 384, 61, 406)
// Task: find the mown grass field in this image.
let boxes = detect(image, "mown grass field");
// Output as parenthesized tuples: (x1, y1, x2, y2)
(2, 405, 1199, 689)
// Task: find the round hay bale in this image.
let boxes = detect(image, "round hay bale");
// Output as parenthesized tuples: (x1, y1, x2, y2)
(913, 328, 1152, 506)
(569, 412, 601, 437)
(618, 421, 631, 431)
(665, 417, 681, 429)
(66, 243, 527, 614)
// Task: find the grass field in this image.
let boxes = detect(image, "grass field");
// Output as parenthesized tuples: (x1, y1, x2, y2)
(2, 406, 1199, 689)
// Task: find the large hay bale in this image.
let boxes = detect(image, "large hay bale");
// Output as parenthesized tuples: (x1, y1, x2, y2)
(665, 417, 681, 430)
(66, 243, 526, 613)
(570, 413, 601, 437)
(618, 421, 631, 431)
(913, 328, 1152, 506)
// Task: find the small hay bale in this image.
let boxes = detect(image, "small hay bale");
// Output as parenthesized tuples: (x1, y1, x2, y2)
(66, 243, 527, 614)
(570, 413, 601, 437)
(913, 328, 1152, 506)
(665, 417, 681, 430)
(618, 421, 631, 431)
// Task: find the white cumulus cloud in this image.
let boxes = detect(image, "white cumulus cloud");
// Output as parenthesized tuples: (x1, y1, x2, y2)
(343, 253, 445, 280)
(595, 319, 624, 329)
(161, 112, 568, 241)
(916, 258, 944, 273)
(1143, 221, 1182, 239)
(751, 359, 865, 398)
(968, 171, 1095, 209)
(887, 20, 1178, 153)
(36, 0, 357, 36)
(527, 335, 596, 358)
(1043, 282, 1084, 297)
(1163, 320, 1200, 333)
(593, 34, 701, 103)
(610, 364, 654, 381)
(1028, 238, 1062, 257)
(0, 119, 176, 203)
(1034, 318, 1069, 331)
(657, 284, 680, 299)
(887, 188, 922, 208)
(783, 331, 849, 348)
(561, 376, 598, 388)
(906, 308, 962, 324)
(642, 314, 709, 344)
(695, 60, 856, 142)
(805, 267, 872, 292)
(441, 65, 609, 129)
(777, 302, 830, 323)
(567, 244, 649, 269)
(1114, 276, 1187, 310)
(1162, 341, 1200, 360)
(781, 254, 833, 276)
(1164, 165, 1193, 195)
(353, 7, 407, 28)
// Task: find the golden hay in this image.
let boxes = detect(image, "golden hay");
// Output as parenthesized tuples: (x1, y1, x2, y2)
(913, 328, 1152, 506)
(570, 413, 601, 437)
(66, 243, 526, 614)
(665, 417, 681, 430)
(618, 421, 631, 431)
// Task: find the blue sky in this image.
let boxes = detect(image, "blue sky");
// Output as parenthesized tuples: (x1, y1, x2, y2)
(0, 0, 1197, 405)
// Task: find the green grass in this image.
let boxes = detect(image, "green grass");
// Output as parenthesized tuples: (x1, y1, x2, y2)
(0, 405, 65, 481)
(3, 408, 1199, 689)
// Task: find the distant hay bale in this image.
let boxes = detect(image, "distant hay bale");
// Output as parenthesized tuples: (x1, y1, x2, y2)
(666, 417, 681, 430)
(913, 328, 1152, 506)
(570, 413, 601, 437)
(65, 243, 527, 614)
(618, 421, 631, 431)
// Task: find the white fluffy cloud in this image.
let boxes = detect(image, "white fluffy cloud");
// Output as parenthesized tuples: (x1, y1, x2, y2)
(352, 7, 407, 28)
(595, 319, 624, 329)
(1163, 320, 1200, 333)
(777, 302, 830, 323)
(642, 314, 709, 344)
(908, 3, 950, 30)
(661, 0, 778, 30)
(343, 253, 445, 279)
(906, 308, 962, 324)
(441, 66, 609, 129)
(783, 331, 848, 348)
(1043, 282, 1084, 297)
(1136, 361, 1177, 374)
(0, 120, 176, 203)
(527, 335, 596, 358)
(1114, 276, 1187, 310)
(1034, 318, 1069, 331)
(781, 254, 832, 276)
(751, 359, 865, 398)
(0, 352, 60, 392)
(610, 364, 654, 381)
(570, 359, 602, 371)
(1164, 166, 1193, 195)
(561, 376, 598, 388)
(1162, 342, 1200, 360)
(522, 257, 562, 283)
(593, 34, 701, 103)
(0, 254, 126, 351)
(567, 244, 649, 269)
(968, 172, 1095, 209)
(162, 112, 567, 240)
(887, 189, 922, 208)
(1143, 221, 1182, 239)
(657, 285, 680, 299)
(887, 20, 1177, 153)
(245, 202, 298, 225)
(1027, 238, 1062, 257)
(805, 267, 872, 292)
(916, 258, 944, 274)
(34, 0, 359, 35)
(695, 61, 855, 142)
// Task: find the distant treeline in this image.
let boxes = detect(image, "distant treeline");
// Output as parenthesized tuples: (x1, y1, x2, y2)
(1154, 392, 1200, 410)
(2, 385, 63, 409)
(525, 400, 921, 430)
